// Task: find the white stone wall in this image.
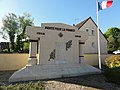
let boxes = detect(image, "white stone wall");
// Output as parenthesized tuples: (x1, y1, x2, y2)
(26, 23, 88, 65)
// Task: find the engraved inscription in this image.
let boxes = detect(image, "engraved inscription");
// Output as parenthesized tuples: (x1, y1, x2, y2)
(37, 32, 45, 35)
(75, 35, 81, 38)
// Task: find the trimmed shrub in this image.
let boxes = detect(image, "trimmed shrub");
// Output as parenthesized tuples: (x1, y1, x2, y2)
(103, 55, 120, 84)
(105, 55, 120, 68)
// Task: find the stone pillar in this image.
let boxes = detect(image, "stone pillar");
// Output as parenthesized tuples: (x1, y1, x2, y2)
(79, 42, 85, 63)
(38, 38, 40, 64)
(28, 40, 38, 66)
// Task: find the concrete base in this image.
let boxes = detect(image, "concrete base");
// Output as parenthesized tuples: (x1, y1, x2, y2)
(9, 63, 101, 82)
(28, 58, 37, 65)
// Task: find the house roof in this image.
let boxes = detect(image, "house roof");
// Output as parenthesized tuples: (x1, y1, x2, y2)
(75, 17, 91, 30)
(75, 17, 108, 42)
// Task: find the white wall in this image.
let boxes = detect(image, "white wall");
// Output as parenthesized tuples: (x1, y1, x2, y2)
(84, 54, 111, 65)
(0, 54, 112, 71)
(29, 23, 87, 65)
(0, 54, 28, 71)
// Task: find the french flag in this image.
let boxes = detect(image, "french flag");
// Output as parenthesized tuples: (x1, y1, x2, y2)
(98, 0, 113, 10)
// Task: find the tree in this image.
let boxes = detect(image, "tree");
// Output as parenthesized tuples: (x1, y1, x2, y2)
(16, 13, 34, 52)
(1, 13, 34, 52)
(1, 13, 18, 52)
(104, 27, 120, 53)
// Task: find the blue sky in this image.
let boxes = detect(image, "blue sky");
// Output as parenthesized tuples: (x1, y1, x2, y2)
(0, 0, 120, 42)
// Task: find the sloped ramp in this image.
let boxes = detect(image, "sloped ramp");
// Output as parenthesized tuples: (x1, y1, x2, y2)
(9, 63, 101, 82)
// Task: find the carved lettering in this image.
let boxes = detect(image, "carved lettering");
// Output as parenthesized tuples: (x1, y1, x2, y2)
(37, 32, 45, 35)
(45, 26, 75, 32)
(75, 35, 81, 38)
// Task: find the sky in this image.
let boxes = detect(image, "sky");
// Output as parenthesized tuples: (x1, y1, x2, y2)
(0, 0, 120, 42)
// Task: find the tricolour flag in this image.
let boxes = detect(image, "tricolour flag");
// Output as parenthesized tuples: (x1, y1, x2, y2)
(98, 0, 113, 10)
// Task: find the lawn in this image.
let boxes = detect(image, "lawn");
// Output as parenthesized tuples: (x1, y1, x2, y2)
(0, 81, 45, 90)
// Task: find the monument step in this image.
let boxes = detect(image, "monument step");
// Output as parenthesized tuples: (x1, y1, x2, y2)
(9, 63, 101, 82)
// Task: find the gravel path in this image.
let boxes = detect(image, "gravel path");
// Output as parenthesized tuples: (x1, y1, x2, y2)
(0, 71, 120, 90)
(0, 70, 15, 85)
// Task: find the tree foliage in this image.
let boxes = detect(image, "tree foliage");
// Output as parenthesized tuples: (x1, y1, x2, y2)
(104, 27, 120, 52)
(1, 13, 34, 52)
(2, 13, 18, 51)
(16, 13, 34, 52)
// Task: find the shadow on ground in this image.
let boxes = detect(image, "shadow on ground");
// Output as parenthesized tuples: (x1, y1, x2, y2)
(0, 71, 120, 90)
(46, 74, 120, 90)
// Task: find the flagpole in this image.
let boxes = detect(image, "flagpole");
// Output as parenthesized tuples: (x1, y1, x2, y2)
(96, 0, 102, 69)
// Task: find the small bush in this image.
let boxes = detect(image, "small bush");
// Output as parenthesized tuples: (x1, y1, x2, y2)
(105, 55, 120, 68)
(23, 42, 29, 53)
(103, 55, 120, 84)
(2, 49, 9, 53)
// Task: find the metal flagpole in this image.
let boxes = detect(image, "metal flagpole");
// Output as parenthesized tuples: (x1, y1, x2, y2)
(96, 0, 102, 69)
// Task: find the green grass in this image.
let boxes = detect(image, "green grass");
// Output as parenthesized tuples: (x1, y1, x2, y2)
(0, 81, 45, 90)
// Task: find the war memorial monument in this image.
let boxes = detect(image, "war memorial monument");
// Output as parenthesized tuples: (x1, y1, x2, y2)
(9, 23, 100, 82)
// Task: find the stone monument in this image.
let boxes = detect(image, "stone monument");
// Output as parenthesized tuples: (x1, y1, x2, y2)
(9, 23, 100, 82)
